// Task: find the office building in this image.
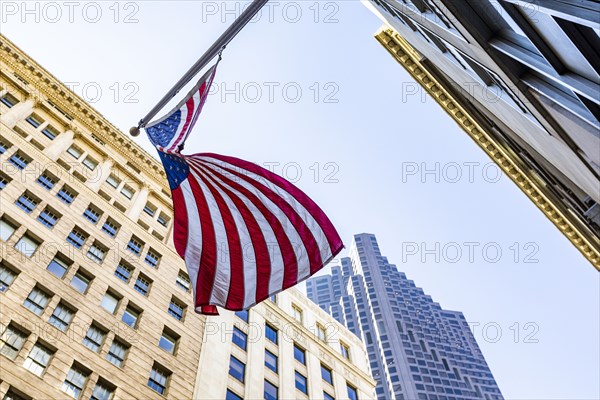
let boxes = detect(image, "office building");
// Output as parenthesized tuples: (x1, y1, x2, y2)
(0, 34, 205, 399)
(308, 233, 503, 400)
(194, 288, 376, 400)
(363, 0, 600, 269)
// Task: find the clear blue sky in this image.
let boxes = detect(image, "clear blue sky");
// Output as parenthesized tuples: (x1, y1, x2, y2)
(3, 1, 598, 398)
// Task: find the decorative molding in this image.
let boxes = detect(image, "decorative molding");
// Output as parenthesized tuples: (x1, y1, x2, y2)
(0, 34, 170, 192)
(375, 28, 600, 270)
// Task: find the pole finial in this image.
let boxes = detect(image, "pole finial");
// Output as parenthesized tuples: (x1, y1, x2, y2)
(129, 126, 141, 137)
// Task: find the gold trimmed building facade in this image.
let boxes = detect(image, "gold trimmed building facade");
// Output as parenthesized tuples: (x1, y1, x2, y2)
(0, 34, 205, 399)
(363, 0, 599, 270)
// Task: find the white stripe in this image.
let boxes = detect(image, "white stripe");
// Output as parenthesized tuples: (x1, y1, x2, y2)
(180, 179, 203, 302)
(188, 168, 231, 307)
(194, 166, 258, 309)
(197, 155, 332, 281)
(189, 158, 296, 294)
(165, 100, 192, 151)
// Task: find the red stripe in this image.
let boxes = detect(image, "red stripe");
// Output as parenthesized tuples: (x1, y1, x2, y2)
(186, 173, 218, 308)
(200, 153, 343, 258)
(169, 97, 195, 151)
(195, 163, 273, 304)
(193, 168, 245, 310)
(171, 186, 189, 259)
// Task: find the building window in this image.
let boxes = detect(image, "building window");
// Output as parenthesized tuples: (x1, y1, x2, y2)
(26, 114, 43, 128)
(106, 174, 121, 188)
(23, 287, 51, 315)
(87, 242, 107, 264)
(347, 383, 359, 400)
(157, 212, 170, 227)
(100, 292, 120, 314)
(144, 248, 161, 268)
(83, 205, 102, 224)
(82, 156, 98, 170)
(122, 304, 141, 328)
(0, 92, 19, 107)
(235, 310, 249, 323)
(265, 349, 278, 373)
(229, 355, 245, 383)
(90, 380, 115, 400)
(292, 305, 303, 324)
(16, 193, 38, 213)
(321, 364, 333, 385)
(0, 262, 19, 292)
(70, 270, 91, 294)
(0, 138, 11, 154)
(120, 185, 135, 200)
(294, 344, 306, 365)
(134, 274, 152, 296)
(48, 302, 75, 331)
(264, 380, 278, 400)
(0, 172, 10, 190)
(127, 236, 144, 255)
(324, 392, 335, 400)
(176, 271, 191, 292)
(0, 324, 28, 359)
(83, 324, 106, 352)
(9, 152, 30, 170)
(143, 202, 156, 216)
(0, 217, 17, 241)
(168, 298, 185, 321)
(61, 365, 89, 399)
(106, 339, 128, 367)
(295, 371, 308, 394)
(67, 145, 82, 159)
(66, 228, 88, 249)
(266, 323, 278, 344)
(114, 262, 132, 282)
(57, 185, 77, 204)
(269, 294, 277, 303)
(23, 342, 54, 376)
(159, 328, 179, 354)
(38, 207, 60, 229)
(101, 218, 119, 237)
(42, 125, 59, 140)
(340, 342, 351, 360)
(232, 327, 247, 351)
(316, 323, 326, 342)
(37, 172, 57, 190)
(226, 390, 243, 400)
(148, 364, 171, 395)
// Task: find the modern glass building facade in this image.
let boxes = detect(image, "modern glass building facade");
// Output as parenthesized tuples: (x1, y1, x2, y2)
(307, 233, 503, 400)
(363, 0, 600, 268)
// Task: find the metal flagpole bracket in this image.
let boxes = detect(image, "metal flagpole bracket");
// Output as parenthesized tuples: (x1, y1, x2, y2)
(130, 0, 269, 137)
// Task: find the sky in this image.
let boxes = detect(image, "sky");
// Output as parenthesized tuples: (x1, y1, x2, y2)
(2, 1, 599, 398)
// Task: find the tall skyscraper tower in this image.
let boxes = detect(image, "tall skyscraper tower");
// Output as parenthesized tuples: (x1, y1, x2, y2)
(307, 233, 503, 400)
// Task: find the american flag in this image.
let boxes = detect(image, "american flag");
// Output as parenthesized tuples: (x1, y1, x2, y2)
(145, 63, 343, 315)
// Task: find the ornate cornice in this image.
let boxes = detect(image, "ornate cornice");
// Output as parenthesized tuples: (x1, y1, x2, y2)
(0, 34, 170, 192)
(375, 28, 600, 270)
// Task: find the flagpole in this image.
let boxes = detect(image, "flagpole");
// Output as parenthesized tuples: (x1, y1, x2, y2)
(130, 0, 269, 136)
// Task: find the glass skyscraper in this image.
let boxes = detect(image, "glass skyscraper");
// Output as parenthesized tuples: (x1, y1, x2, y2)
(307, 233, 503, 400)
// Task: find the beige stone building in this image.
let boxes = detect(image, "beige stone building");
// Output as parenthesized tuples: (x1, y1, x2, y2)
(0, 34, 206, 399)
(194, 288, 376, 400)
